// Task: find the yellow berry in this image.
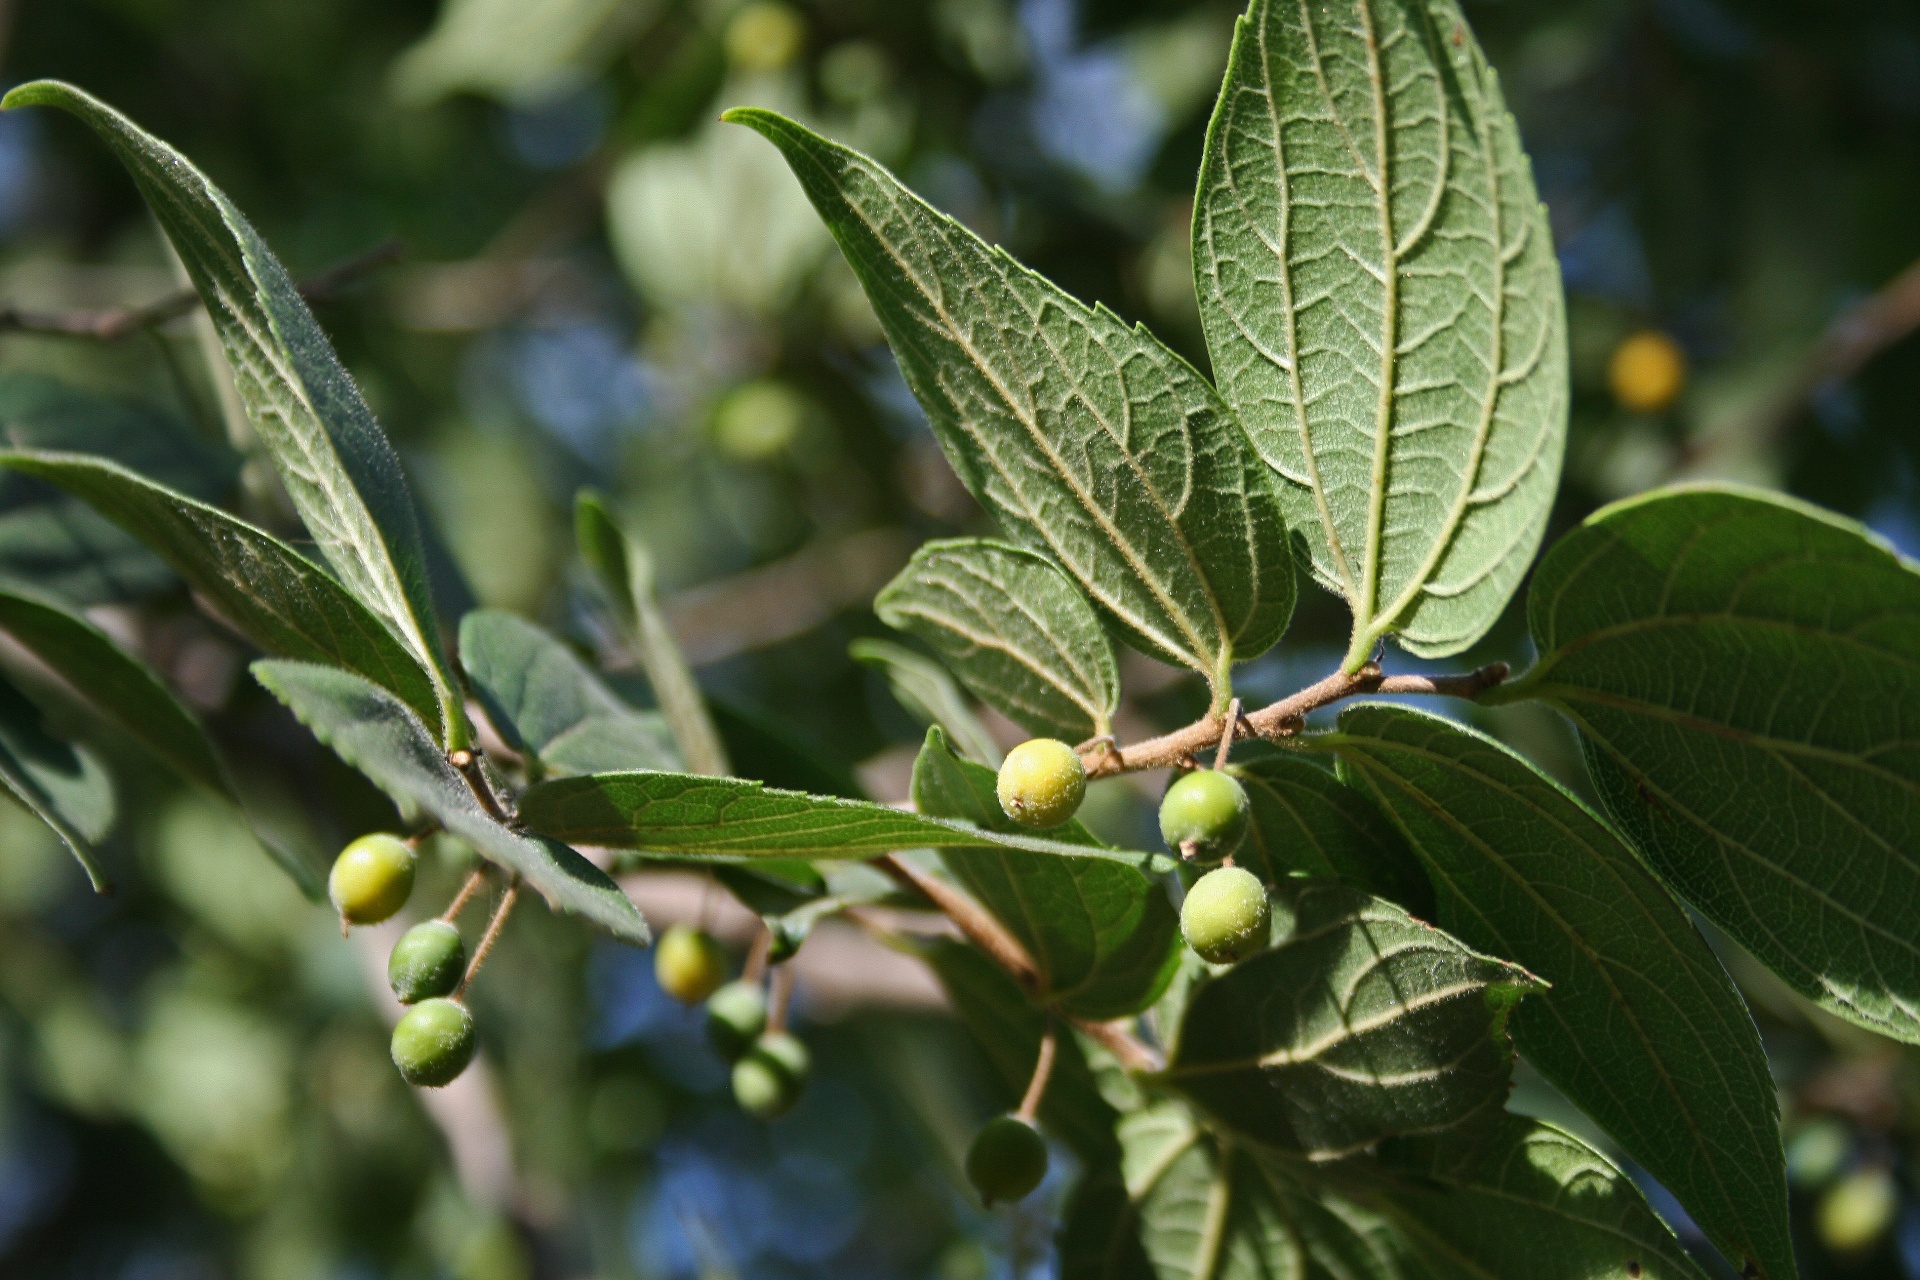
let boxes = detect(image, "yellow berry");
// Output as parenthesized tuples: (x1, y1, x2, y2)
(724, 2, 805, 73)
(1817, 1166, 1896, 1254)
(329, 833, 416, 926)
(1608, 330, 1687, 413)
(654, 925, 728, 1004)
(996, 739, 1086, 829)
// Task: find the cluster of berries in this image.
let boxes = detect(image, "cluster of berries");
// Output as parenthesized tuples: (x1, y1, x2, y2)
(653, 925, 810, 1119)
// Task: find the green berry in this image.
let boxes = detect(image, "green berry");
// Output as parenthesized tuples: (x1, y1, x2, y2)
(388, 920, 466, 1004)
(654, 924, 728, 1004)
(705, 980, 768, 1062)
(965, 1114, 1048, 1205)
(390, 997, 476, 1087)
(330, 833, 416, 925)
(732, 1032, 809, 1119)
(1181, 866, 1270, 965)
(1159, 769, 1250, 863)
(996, 739, 1086, 829)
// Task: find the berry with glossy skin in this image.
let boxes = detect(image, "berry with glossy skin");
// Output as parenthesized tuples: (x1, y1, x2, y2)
(1608, 330, 1687, 414)
(996, 739, 1086, 829)
(733, 1032, 809, 1119)
(388, 920, 467, 1004)
(330, 833, 416, 925)
(705, 980, 768, 1062)
(391, 997, 476, 1087)
(1181, 866, 1271, 965)
(1159, 770, 1250, 863)
(654, 924, 728, 1004)
(966, 1115, 1048, 1206)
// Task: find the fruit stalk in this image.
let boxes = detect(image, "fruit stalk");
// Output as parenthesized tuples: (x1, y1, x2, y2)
(1016, 1022, 1057, 1123)
(457, 877, 520, 998)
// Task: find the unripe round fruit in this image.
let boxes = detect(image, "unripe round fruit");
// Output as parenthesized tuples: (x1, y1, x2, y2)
(388, 920, 467, 1004)
(705, 980, 769, 1062)
(966, 1114, 1048, 1206)
(1159, 769, 1250, 863)
(733, 1033, 809, 1119)
(1817, 1166, 1897, 1254)
(1181, 866, 1270, 965)
(330, 833, 416, 925)
(996, 739, 1086, 829)
(654, 924, 728, 1004)
(391, 997, 476, 1087)
(1608, 330, 1687, 414)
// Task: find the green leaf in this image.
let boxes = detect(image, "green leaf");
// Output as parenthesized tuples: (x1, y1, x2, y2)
(0, 577, 323, 897)
(0, 372, 239, 603)
(5, 81, 461, 741)
(574, 490, 730, 776)
(1376, 1116, 1711, 1280)
(459, 610, 681, 775)
(0, 672, 115, 891)
(1231, 752, 1431, 916)
(1194, 0, 1566, 668)
(850, 637, 1003, 767)
(1510, 484, 1920, 1045)
(875, 538, 1121, 743)
(1115, 1102, 1422, 1280)
(0, 451, 443, 734)
(729, 108, 1293, 693)
(921, 937, 1123, 1167)
(251, 660, 649, 945)
(517, 768, 1176, 870)
(913, 726, 1180, 1019)
(1161, 879, 1538, 1160)
(1327, 704, 1790, 1280)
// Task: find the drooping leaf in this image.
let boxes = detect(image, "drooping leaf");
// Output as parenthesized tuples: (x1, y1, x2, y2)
(251, 660, 649, 945)
(1194, 0, 1566, 667)
(0, 372, 239, 604)
(574, 490, 730, 776)
(875, 538, 1121, 743)
(1509, 484, 1920, 1045)
(1162, 879, 1538, 1160)
(1328, 704, 1790, 1280)
(913, 726, 1180, 1019)
(729, 108, 1293, 692)
(921, 938, 1122, 1167)
(1115, 1102, 1423, 1280)
(459, 609, 681, 775)
(0, 671, 115, 891)
(1375, 1116, 1710, 1280)
(1231, 751, 1431, 916)
(0, 451, 443, 733)
(851, 637, 1003, 767)
(5, 81, 461, 740)
(518, 768, 1176, 870)
(0, 577, 323, 897)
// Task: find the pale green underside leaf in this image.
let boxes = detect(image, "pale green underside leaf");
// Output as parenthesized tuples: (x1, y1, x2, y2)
(460, 609, 682, 775)
(876, 537, 1120, 743)
(1327, 704, 1790, 1280)
(850, 637, 1003, 767)
(1516, 484, 1920, 1045)
(517, 768, 1177, 871)
(1231, 751, 1431, 915)
(0, 451, 443, 733)
(4, 81, 457, 735)
(0, 671, 115, 891)
(1376, 1116, 1710, 1280)
(1194, 0, 1566, 662)
(1163, 879, 1537, 1160)
(252, 660, 650, 945)
(912, 726, 1180, 1019)
(730, 107, 1293, 685)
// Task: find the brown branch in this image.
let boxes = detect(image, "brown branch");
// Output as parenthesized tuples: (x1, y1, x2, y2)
(0, 239, 405, 340)
(450, 749, 515, 826)
(1080, 661, 1510, 779)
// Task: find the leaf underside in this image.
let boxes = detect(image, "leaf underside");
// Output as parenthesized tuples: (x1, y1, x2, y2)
(1330, 703, 1790, 1280)
(850, 637, 1003, 768)
(1194, 0, 1566, 663)
(1230, 750, 1432, 915)
(731, 107, 1293, 688)
(0, 671, 115, 890)
(1521, 484, 1920, 1046)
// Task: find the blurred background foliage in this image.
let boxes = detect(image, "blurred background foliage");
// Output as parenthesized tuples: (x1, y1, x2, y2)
(0, 0, 1918, 1276)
